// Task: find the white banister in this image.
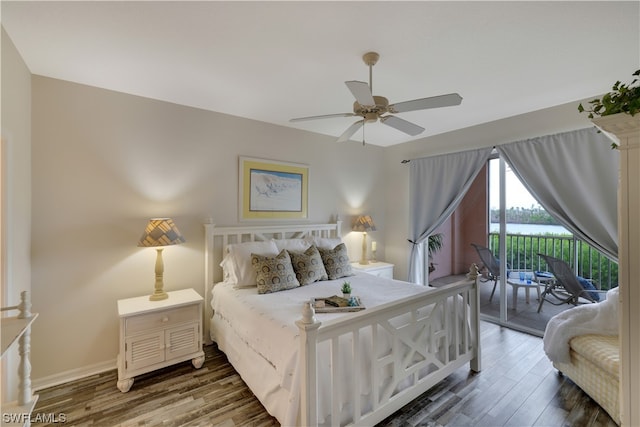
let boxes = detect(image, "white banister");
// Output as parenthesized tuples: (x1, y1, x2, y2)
(1, 290, 39, 426)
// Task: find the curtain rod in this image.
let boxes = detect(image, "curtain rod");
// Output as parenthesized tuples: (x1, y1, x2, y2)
(401, 146, 498, 164)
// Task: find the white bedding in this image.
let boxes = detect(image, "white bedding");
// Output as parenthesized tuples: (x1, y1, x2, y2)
(210, 272, 437, 424)
(543, 287, 619, 364)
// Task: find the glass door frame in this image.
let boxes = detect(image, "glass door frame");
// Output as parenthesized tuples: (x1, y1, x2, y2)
(486, 153, 542, 336)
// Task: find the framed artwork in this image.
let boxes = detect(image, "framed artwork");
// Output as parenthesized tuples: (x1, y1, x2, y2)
(239, 157, 309, 220)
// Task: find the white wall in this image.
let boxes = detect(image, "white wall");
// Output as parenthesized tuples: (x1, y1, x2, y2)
(30, 76, 388, 384)
(1, 27, 32, 403)
(382, 100, 597, 281)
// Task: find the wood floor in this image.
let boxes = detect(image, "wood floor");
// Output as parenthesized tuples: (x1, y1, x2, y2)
(33, 322, 616, 427)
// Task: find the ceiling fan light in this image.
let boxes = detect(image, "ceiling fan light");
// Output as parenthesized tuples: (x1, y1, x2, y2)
(364, 113, 378, 123)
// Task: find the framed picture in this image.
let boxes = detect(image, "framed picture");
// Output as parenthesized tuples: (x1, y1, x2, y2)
(239, 157, 309, 220)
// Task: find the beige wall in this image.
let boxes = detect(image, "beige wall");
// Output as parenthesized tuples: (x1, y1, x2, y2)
(1, 27, 32, 403)
(30, 76, 388, 384)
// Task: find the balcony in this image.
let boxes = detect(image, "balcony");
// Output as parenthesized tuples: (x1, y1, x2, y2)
(488, 232, 618, 290)
(433, 232, 618, 336)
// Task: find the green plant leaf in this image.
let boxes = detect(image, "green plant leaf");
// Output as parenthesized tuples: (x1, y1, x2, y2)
(578, 69, 640, 120)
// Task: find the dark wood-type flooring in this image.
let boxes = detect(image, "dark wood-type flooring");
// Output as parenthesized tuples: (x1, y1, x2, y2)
(33, 322, 616, 426)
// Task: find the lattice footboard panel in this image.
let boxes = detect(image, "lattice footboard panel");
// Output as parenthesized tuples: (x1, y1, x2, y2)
(298, 276, 480, 427)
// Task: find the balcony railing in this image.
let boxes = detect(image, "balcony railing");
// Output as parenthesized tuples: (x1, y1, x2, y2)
(488, 232, 618, 290)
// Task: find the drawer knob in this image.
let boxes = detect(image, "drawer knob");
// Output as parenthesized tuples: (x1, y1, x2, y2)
(162, 316, 169, 322)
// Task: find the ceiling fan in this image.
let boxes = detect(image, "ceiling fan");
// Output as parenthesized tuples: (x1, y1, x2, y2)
(290, 51, 463, 143)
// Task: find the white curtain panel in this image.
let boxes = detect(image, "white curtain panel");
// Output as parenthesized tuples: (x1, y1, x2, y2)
(408, 147, 492, 284)
(497, 127, 619, 261)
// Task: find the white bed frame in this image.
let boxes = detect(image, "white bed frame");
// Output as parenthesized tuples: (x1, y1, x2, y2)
(204, 221, 481, 426)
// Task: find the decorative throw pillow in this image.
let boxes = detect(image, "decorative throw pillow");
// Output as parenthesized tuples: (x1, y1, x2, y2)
(318, 243, 354, 280)
(306, 236, 343, 250)
(577, 276, 601, 302)
(288, 245, 328, 285)
(252, 249, 300, 294)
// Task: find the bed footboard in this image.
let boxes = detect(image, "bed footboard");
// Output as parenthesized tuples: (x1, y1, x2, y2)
(297, 265, 481, 427)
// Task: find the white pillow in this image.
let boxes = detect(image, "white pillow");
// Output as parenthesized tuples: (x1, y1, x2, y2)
(220, 240, 279, 287)
(272, 238, 311, 253)
(306, 236, 343, 250)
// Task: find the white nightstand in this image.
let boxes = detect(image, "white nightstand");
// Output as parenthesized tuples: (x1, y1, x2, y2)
(116, 288, 205, 392)
(351, 261, 394, 279)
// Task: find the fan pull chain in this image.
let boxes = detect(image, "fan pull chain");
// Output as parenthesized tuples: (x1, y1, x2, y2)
(362, 121, 366, 146)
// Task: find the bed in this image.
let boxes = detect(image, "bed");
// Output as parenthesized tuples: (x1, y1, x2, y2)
(204, 220, 481, 426)
(543, 287, 620, 424)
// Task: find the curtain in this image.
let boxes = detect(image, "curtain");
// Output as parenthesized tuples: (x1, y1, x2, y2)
(408, 147, 493, 284)
(497, 127, 618, 261)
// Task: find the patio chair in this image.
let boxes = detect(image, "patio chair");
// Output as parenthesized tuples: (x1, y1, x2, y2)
(471, 243, 505, 302)
(536, 253, 608, 313)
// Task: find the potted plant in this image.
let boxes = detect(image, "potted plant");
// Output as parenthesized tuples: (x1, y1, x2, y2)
(578, 69, 640, 148)
(341, 281, 352, 298)
(428, 233, 444, 274)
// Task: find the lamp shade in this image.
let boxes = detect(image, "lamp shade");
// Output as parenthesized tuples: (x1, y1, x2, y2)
(352, 215, 376, 232)
(138, 218, 186, 247)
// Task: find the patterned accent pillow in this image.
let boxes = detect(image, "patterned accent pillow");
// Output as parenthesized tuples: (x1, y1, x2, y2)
(318, 243, 354, 280)
(288, 245, 328, 285)
(251, 249, 300, 294)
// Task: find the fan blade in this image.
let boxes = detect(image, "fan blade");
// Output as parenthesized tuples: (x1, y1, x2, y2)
(337, 120, 364, 143)
(345, 81, 375, 107)
(380, 115, 425, 136)
(389, 93, 463, 113)
(290, 112, 355, 122)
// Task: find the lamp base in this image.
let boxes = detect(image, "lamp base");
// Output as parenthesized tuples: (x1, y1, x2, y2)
(150, 248, 169, 301)
(149, 291, 168, 301)
(359, 232, 369, 265)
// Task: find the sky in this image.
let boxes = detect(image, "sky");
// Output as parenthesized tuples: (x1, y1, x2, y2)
(488, 158, 541, 210)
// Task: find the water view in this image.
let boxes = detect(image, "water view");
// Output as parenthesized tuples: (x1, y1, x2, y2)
(490, 223, 571, 235)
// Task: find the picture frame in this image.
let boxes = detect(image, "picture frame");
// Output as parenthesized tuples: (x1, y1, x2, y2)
(239, 156, 309, 220)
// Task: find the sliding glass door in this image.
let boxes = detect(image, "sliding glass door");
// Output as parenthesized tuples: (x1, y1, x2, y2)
(486, 156, 573, 335)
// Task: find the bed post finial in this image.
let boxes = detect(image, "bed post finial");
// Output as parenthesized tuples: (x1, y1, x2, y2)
(301, 301, 316, 324)
(467, 263, 480, 281)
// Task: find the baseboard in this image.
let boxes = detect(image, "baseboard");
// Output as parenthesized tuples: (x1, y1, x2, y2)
(33, 359, 116, 392)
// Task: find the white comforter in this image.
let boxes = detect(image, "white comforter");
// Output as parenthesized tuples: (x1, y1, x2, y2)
(210, 272, 436, 424)
(543, 287, 619, 364)
(211, 272, 433, 388)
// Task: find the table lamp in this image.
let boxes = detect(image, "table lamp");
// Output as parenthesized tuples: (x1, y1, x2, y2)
(138, 218, 185, 300)
(353, 215, 376, 265)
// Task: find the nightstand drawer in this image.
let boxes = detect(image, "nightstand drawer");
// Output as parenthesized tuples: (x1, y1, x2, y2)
(125, 304, 198, 335)
(351, 261, 394, 279)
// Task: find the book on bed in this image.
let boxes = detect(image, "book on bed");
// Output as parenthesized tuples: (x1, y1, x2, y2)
(313, 295, 365, 312)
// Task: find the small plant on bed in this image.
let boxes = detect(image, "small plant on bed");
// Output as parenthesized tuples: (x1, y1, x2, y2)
(341, 281, 352, 298)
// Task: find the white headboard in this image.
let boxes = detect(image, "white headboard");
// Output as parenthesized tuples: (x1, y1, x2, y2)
(203, 220, 342, 342)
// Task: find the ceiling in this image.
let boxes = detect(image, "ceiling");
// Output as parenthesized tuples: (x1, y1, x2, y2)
(2, 1, 639, 147)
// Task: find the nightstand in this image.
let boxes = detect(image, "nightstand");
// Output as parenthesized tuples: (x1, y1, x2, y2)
(351, 261, 394, 279)
(116, 288, 205, 392)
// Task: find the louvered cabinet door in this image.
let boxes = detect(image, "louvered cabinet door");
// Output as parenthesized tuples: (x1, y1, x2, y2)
(165, 323, 200, 360)
(116, 289, 205, 393)
(125, 330, 165, 372)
